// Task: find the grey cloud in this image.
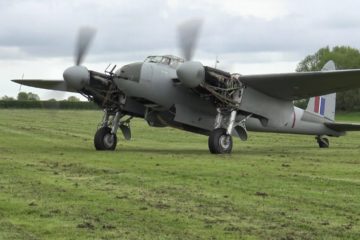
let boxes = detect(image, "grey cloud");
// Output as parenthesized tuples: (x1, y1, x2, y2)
(1, 0, 360, 62)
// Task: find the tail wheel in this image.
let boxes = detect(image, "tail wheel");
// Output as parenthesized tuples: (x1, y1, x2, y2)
(208, 128, 233, 154)
(94, 127, 117, 151)
(317, 137, 329, 148)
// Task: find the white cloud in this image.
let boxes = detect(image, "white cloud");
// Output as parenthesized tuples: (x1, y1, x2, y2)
(166, 0, 288, 20)
(215, 0, 288, 20)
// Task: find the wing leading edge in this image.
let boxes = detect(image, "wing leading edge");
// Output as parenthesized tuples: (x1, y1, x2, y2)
(240, 69, 360, 101)
(12, 79, 77, 93)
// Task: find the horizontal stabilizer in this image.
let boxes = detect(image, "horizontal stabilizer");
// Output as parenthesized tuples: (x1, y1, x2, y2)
(12, 79, 77, 93)
(325, 122, 360, 132)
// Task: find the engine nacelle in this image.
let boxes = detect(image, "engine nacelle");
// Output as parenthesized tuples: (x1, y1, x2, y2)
(176, 61, 205, 88)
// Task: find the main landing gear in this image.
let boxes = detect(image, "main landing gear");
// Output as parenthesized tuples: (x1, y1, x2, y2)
(316, 136, 329, 148)
(94, 110, 132, 151)
(208, 109, 250, 154)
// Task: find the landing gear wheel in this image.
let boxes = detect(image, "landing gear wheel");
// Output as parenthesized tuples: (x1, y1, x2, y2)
(208, 128, 233, 154)
(94, 127, 117, 151)
(317, 137, 329, 148)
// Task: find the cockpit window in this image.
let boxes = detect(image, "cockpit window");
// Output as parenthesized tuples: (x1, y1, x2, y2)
(160, 57, 170, 65)
(144, 55, 184, 68)
(169, 59, 182, 68)
(145, 56, 163, 63)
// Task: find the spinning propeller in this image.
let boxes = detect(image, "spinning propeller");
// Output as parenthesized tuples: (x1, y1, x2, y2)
(177, 18, 203, 61)
(176, 19, 206, 88)
(75, 27, 96, 66)
(63, 27, 96, 91)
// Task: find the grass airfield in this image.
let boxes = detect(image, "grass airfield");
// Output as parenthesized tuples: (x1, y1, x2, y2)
(0, 109, 359, 240)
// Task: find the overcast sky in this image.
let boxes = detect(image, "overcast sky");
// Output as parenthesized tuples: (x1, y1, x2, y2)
(2, 0, 360, 99)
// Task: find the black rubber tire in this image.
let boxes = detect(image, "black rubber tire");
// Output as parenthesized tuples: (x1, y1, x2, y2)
(208, 128, 233, 154)
(94, 127, 117, 151)
(318, 138, 329, 148)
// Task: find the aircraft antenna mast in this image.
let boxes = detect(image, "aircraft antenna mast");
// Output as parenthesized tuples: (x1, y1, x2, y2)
(214, 55, 219, 69)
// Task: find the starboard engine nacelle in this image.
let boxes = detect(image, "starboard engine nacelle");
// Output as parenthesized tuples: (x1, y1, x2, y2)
(176, 61, 205, 88)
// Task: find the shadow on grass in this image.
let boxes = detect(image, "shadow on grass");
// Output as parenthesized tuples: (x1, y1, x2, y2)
(100, 145, 323, 156)
(32, 143, 348, 158)
(117, 147, 210, 155)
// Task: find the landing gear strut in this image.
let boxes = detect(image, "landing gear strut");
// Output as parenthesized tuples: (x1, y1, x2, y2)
(94, 110, 132, 151)
(316, 136, 329, 148)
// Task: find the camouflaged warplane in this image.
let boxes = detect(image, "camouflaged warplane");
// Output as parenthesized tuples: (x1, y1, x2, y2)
(12, 21, 360, 154)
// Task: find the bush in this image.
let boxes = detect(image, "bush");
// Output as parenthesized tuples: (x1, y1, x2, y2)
(0, 100, 98, 110)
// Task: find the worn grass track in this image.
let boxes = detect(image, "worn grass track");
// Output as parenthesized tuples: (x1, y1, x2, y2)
(0, 109, 359, 239)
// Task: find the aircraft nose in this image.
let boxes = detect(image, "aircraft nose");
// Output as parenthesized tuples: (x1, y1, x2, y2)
(117, 63, 143, 82)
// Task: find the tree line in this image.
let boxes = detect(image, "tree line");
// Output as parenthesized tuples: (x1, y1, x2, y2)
(0, 92, 97, 109)
(1, 92, 81, 102)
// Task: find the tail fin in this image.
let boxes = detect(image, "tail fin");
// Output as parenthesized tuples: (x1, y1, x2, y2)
(306, 61, 336, 121)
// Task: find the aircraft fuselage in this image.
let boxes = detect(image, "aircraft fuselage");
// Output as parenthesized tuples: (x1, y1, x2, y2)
(113, 62, 342, 138)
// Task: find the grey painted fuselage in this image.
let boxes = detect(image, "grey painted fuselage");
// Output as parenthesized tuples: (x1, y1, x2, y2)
(114, 62, 342, 139)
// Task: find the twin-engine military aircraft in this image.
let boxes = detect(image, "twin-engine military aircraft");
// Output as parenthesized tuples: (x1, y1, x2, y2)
(12, 21, 360, 154)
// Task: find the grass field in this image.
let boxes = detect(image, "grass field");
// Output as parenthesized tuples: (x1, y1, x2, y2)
(0, 109, 359, 240)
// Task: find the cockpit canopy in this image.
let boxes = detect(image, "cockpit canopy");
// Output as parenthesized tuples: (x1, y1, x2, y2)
(144, 55, 185, 68)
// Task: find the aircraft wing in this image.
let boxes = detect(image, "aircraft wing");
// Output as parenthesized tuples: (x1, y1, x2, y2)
(325, 122, 360, 132)
(12, 79, 77, 93)
(240, 70, 360, 101)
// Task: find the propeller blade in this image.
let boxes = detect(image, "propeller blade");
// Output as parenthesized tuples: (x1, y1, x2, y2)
(177, 19, 203, 61)
(75, 27, 96, 66)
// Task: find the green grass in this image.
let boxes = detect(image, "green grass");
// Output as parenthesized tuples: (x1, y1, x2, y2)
(0, 109, 359, 240)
